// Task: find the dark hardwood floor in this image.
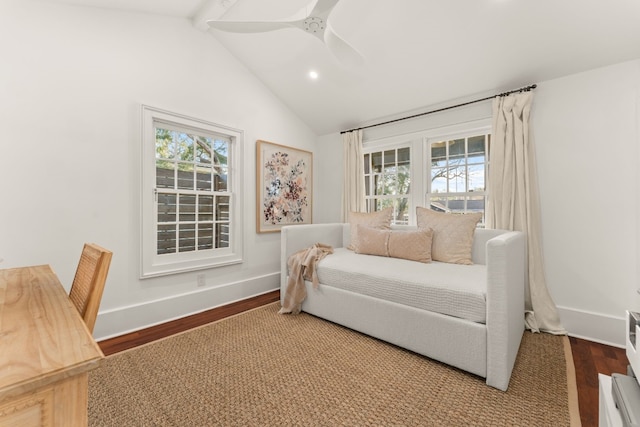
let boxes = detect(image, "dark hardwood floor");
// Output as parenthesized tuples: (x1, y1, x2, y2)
(98, 290, 281, 355)
(570, 335, 628, 426)
(98, 292, 628, 427)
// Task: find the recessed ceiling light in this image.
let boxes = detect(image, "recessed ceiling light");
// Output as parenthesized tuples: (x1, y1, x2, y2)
(309, 70, 319, 80)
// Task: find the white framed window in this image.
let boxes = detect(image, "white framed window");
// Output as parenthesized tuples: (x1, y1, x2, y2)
(426, 132, 490, 224)
(364, 145, 412, 224)
(140, 105, 243, 278)
(363, 120, 490, 225)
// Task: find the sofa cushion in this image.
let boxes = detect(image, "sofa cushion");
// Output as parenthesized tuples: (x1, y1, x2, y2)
(316, 248, 487, 323)
(347, 207, 392, 250)
(355, 225, 433, 263)
(416, 207, 482, 265)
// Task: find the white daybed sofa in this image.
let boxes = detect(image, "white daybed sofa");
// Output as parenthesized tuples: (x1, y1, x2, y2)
(280, 223, 525, 391)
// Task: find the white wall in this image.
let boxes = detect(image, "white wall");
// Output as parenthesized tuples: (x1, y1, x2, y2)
(315, 60, 640, 346)
(314, 133, 343, 223)
(0, 0, 317, 340)
(534, 60, 640, 346)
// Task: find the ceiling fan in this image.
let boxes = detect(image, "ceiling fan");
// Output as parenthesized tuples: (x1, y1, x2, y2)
(207, 0, 364, 68)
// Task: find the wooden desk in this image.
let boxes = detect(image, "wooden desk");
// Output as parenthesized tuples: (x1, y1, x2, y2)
(0, 265, 104, 426)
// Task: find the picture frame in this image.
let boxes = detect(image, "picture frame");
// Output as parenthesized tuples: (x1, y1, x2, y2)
(256, 140, 313, 233)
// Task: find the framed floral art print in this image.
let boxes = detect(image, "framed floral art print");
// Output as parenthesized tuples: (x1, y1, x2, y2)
(256, 140, 313, 233)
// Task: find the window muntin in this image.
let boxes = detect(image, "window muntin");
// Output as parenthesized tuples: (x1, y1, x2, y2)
(427, 133, 489, 221)
(141, 106, 243, 278)
(364, 146, 411, 224)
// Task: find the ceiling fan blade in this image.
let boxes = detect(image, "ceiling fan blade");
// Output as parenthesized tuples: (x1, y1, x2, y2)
(207, 20, 294, 34)
(308, 0, 341, 18)
(324, 24, 364, 68)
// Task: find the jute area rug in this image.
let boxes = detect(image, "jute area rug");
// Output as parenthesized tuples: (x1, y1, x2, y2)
(89, 303, 580, 426)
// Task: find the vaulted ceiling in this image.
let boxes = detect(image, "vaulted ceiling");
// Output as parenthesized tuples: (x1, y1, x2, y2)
(41, 0, 640, 135)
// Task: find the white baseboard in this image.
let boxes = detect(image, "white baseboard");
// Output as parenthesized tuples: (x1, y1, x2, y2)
(93, 272, 279, 341)
(557, 305, 626, 348)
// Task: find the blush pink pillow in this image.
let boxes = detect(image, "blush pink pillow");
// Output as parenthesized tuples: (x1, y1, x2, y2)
(354, 225, 433, 263)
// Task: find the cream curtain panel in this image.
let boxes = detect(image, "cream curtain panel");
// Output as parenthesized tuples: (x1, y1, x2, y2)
(487, 92, 565, 334)
(341, 130, 366, 222)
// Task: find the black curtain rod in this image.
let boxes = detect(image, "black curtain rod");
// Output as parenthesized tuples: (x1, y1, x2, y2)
(340, 84, 537, 134)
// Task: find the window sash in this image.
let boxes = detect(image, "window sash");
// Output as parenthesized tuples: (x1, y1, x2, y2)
(364, 145, 412, 225)
(426, 133, 489, 223)
(155, 190, 231, 255)
(153, 121, 232, 257)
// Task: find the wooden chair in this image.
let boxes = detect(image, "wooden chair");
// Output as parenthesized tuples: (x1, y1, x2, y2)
(69, 243, 112, 334)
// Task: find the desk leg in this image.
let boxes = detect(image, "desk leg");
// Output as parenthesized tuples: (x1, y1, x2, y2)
(54, 373, 89, 427)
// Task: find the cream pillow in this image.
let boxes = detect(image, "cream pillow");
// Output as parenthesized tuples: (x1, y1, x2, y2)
(388, 227, 433, 263)
(416, 207, 481, 265)
(354, 225, 433, 264)
(347, 207, 392, 250)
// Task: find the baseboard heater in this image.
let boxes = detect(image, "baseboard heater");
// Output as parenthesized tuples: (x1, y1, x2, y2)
(612, 369, 640, 427)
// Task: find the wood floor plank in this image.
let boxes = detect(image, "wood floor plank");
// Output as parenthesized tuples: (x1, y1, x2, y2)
(97, 293, 627, 427)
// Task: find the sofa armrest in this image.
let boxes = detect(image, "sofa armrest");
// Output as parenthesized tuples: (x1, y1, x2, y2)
(484, 230, 525, 391)
(280, 223, 346, 300)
